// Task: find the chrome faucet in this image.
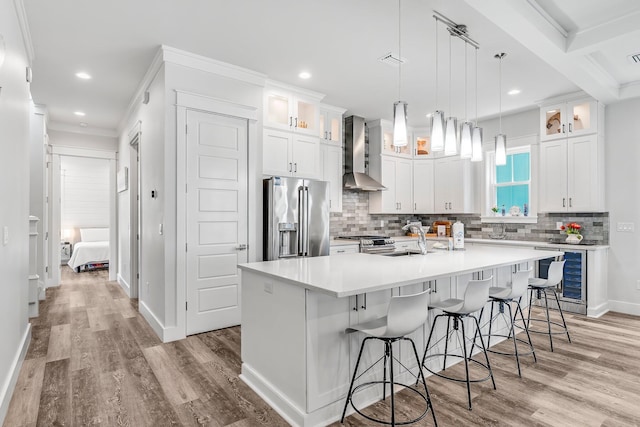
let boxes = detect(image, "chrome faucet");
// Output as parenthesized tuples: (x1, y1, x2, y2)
(402, 223, 429, 255)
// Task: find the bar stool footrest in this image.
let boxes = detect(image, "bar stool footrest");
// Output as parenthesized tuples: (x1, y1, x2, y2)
(481, 333, 535, 357)
(422, 353, 492, 384)
(514, 318, 569, 335)
(347, 380, 430, 426)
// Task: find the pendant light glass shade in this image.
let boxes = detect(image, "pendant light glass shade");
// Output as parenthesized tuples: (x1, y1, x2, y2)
(393, 101, 408, 147)
(431, 110, 445, 152)
(471, 126, 483, 162)
(459, 121, 473, 159)
(444, 117, 458, 155)
(495, 133, 507, 165)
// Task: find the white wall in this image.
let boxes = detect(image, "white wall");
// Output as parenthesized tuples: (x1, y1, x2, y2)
(605, 98, 640, 314)
(60, 156, 110, 244)
(0, 0, 33, 423)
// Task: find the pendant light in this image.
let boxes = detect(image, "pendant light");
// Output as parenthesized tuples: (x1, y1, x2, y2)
(459, 42, 473, 159)
(392, 0, 408, 147)
(444, 34, 458, 155)
(471, 46, 483, 162)
(430, 18, 444, 152)
(494, 52, 507, 166)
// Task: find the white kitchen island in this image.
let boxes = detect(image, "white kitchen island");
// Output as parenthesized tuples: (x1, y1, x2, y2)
(238, 246, 561, 427)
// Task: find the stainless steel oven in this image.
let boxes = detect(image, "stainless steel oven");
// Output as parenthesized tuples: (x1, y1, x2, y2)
(335, 235, 396, 254)
(534, 247, 587, 315)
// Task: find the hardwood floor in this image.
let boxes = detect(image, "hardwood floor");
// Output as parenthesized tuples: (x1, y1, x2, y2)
(4, 268, 640, 426)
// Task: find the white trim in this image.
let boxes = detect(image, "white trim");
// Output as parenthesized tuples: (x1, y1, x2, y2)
(0, 324, 31, 425)
(117, 273, 131, 297)
(163, 45, 267, 87)
(50, 145, 116, 159)
(12, 0, 34, 64)
(587, 301, 610, 318)
(265, 79, 325, 100)
(138, 300, 186, 343)
(608, 300, 640, 317)
(480, 215, 538, 224)
(175, 91, 258, 121)
(47, 121, 118, 138)
(524, 0, 568, 38)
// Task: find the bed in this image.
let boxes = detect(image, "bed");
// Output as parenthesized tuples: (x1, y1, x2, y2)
(67, 228, 110, 272)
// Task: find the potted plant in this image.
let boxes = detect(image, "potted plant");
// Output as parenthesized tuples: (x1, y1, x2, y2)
(561, 222, 583, 244)
(491, 206, 499, 216)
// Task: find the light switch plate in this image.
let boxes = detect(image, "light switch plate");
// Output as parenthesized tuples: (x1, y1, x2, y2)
(617, 222, 635, 232)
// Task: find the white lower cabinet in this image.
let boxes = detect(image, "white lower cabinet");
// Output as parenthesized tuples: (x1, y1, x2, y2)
(263, 128, 320, 179)
(330, 244, 359, 255)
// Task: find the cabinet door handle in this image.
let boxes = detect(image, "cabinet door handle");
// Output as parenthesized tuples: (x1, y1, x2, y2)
(444, 202, 447, 210)
(569, 197, 572, 207)
(361, 293, 367, 310)
(415, 202, 417, 211)
(399, 202, 402, 210)
(288, 162, 292, 172)
(324, 131, 328, 139)
(569, 123, 572, 133)
(563, 198, 566, 207)
(294, 163, 297, 173)
(295, 117, 298, 128)
(289, 116, 292, 127)
(353, 295, 359, 311)
(329, 131, 332, 140)
(336, 249, 345, 253)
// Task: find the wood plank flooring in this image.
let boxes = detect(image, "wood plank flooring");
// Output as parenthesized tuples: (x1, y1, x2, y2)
(4, 268, 640, 426)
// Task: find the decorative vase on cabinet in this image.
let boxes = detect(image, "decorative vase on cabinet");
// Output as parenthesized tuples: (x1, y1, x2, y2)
(565, 234, 583, 244)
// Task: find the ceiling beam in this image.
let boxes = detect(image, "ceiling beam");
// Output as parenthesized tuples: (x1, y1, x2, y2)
(567, 10, 640, 55)
(464, 0, 622, 104)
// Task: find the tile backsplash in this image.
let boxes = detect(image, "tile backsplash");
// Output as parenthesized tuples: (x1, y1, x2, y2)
(331, 191, 609, 243)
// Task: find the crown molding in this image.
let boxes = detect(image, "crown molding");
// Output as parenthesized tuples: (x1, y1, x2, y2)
(13, 0, 34, 64)
(48, 120, 119, 138)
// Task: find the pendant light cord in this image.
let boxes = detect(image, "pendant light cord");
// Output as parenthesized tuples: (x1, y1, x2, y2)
(464, 42, 468, 122)
(498, 53, 503, 133)
(475, 47, 478, 125)
(448, 34, 452, 114)
(398, 0, 401, 102)
(434, 18, 438, 108)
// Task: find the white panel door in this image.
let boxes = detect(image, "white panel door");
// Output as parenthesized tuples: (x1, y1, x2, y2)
(186, 110, 248, 335)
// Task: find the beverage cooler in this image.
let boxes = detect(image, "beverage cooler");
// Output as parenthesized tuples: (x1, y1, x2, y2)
(535, 249, 587, 315)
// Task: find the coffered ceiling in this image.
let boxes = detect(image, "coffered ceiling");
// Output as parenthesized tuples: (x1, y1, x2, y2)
(18, 0, 640, 136)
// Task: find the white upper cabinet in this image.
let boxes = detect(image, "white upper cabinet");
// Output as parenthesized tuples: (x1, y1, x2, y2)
(433, 156, 472, 213)
(412, 127, 433, 159)
(413, 160, 434, 213)
(319, 104, 345, 144)
(367, 119, 412, 158)
(539, 135, 603, 212)
(263, 128, 320, 179)
(320, 143, 343, 213)
(264, 85, 322, 137)
(540, 98, 599, 142)
(368, 156, 412, 214)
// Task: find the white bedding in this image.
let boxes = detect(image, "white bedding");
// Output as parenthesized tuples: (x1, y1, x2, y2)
(67, 241, 109, 270)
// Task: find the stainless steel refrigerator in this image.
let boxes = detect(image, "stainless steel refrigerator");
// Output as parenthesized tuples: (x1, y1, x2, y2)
(263, 177, 330, 260)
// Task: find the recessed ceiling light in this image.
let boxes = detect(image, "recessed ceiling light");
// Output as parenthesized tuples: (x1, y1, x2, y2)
(74, 111, 86, 116)
(75, 72, 91, 80)
(298, 71, 311, 79)
(79, 122, 88, 127)
(508, 89, 521, 95)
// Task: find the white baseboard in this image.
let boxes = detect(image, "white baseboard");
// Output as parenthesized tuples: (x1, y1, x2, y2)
(608, 300, 640, 316)
(0, 324, 31, 426)
(117, 274, 131, 297)
(138, 300, 185, 343)
(587, 301, 610, 318)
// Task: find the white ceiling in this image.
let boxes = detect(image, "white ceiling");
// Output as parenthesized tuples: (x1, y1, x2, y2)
(21, 0, 640, 135)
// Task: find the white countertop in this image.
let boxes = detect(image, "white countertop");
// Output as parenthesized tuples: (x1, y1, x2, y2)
(390, 235, 608, 251)
(239, 246, 561, 298)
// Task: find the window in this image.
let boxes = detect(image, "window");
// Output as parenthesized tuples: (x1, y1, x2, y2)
(488, 146, 531, 217)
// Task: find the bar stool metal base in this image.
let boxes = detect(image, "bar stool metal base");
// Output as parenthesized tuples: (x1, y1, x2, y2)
(341, 337, 437, 426)
(420, 313, 496, 410)
(518, 287, 571, 352)
(473, 298, 536, 377)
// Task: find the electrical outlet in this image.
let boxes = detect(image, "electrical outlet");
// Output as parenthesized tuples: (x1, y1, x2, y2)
(617, 222, 635, 232)
(556, 222, 563, 230)
(380, 220, 384, 227)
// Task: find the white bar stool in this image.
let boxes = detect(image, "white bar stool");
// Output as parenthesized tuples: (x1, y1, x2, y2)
(472, 269, 536, 377)
(420, 277, 496, 410)
(526, 260, 571, 351)
(341, 289, 438, 426)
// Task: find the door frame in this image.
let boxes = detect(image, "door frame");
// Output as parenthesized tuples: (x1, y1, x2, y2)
(128, 121, 141, 299)
(49, 146, 118, 286)
(175, 90, 260, 338)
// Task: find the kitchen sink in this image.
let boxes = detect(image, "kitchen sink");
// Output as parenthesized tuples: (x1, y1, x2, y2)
(381, 250, 427, 257)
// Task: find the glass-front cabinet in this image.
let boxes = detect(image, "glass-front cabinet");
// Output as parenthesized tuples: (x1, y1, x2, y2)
(367, 119, 412, 158)
(264, 86, 321, 137)
(412, 127, 432, 158)
(540, 99, 598, 142)
(319, 105, 346, 144)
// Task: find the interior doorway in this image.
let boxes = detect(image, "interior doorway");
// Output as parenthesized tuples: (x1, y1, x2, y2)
(129, 124, 141, 299)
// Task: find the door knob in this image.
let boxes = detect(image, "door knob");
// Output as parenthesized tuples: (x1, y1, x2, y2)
(236, 244, 248, 251)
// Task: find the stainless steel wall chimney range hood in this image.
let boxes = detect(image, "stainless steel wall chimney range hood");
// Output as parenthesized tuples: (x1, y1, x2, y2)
(343, 116, 386, 191)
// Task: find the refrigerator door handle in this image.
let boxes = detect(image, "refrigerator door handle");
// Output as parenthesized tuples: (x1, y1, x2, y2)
(303, 186, 309, 256)
(298, 186, 309, 256)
